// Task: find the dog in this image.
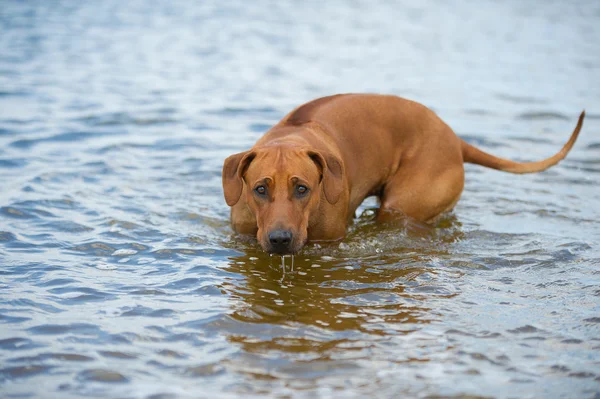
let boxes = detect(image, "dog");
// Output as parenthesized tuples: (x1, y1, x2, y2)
(222, 94, 584, 255)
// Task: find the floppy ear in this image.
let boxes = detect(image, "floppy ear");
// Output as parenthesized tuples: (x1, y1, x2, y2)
(308, 150, 345, 204)
(222, 151, 256, 206)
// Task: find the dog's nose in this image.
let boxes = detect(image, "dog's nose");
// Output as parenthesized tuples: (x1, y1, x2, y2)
(268, 230, 293, 253)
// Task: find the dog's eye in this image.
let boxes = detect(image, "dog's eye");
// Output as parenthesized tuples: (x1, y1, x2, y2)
(296, 185, 309, 197)
(255, 185, 267, 196)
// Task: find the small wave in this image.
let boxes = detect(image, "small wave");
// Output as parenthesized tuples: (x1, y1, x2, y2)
(10, 130, 123, 149)
(185, 363, 225, 377)
(0, 231, 18, 242)
(36, 278, 79, 287)
(75, 111, 178, 127)
(98, 351, 138, 359)
(0, 365, 53, 379)
(8, 352, 95, 363)
(207, 106, 279, 118)
(159, 277, 202, 290)
(0, 313, 31, 323)
(48, 286, 116, 303)
(0, 158, 28, 168)
(27, 323, 102, 336)
(495, 93, 547, 104)
(70, 242, 116, 256)
(120, 305, 177, 318)
(77, 369, 129, 383)
(464, 108, 496, 116)
(0, 90, 31, 97)
(587, 142, 600, 149)
(516, 111, 570, 121)
(40, 220, 93, 233)
(0, 206, 36, 219)
(505, 136, 552, 144)
(128, 288, 167, 296)
(0, 337, 41, 351)
(507, 325, 544, 334)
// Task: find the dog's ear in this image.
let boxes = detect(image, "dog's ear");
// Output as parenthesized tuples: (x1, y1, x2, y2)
(308, 150, 344, 204)
(222, 151, 256, 206)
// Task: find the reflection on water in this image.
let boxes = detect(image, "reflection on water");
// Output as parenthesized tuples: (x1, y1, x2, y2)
(1, 1, 600, 398)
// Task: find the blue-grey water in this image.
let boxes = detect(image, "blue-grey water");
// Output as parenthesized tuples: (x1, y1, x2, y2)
(1, 1, 599, 398)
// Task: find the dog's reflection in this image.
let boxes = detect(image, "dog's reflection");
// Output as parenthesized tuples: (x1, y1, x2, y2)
(220, 249, 432, 354)
(216, 213, 463, 362)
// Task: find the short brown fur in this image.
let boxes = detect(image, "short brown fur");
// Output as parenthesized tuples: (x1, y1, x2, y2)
(222, 94, 584, 254)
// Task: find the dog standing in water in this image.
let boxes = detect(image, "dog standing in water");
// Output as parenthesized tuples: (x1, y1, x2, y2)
(222, 94, 584, 255)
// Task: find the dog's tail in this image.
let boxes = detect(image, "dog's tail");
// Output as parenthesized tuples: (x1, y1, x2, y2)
(460, 111, 585, 174)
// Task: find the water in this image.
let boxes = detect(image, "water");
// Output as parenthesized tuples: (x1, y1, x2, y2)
(1, 1, 599, 398)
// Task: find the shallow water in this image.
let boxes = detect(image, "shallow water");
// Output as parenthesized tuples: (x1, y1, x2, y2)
(1, 1, 600, 398)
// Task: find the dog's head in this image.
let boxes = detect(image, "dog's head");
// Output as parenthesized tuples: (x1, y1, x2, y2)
(223, 145, 344, 254)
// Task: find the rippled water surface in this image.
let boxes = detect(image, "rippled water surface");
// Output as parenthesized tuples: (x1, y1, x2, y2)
(1, 1, 600, 398)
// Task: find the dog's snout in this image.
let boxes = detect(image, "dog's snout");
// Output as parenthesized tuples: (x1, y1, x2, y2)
(269, 230, 292, 245)
(268, 230, 293, 253)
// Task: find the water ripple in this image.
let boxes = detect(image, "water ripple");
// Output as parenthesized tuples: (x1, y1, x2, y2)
(1, 1, 599, 398)
(10, 130, 125, 149)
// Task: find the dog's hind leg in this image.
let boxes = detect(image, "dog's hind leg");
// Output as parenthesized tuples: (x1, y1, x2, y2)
(377, 161, 465, 224)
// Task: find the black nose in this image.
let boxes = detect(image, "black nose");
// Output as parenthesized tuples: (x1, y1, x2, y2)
(268, 230, 293, 253)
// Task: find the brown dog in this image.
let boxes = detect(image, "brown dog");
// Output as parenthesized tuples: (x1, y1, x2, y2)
(223, 94, 584, 255)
